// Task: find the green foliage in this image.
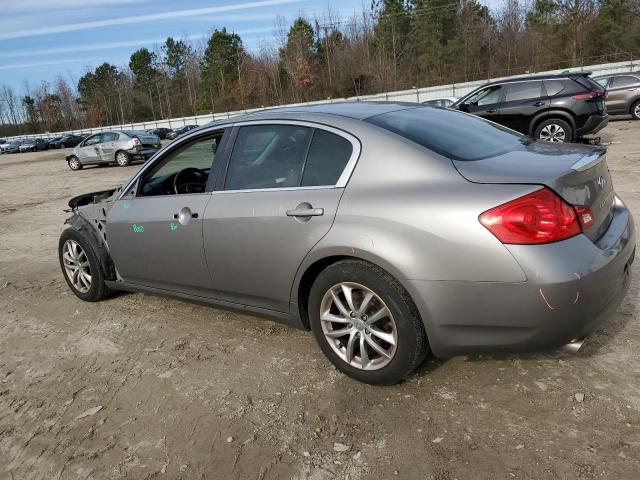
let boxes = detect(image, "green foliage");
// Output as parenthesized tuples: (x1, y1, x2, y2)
(129, 48, 157, 86)
(163, 37, 192, 77)
(201, 28, 244, 97)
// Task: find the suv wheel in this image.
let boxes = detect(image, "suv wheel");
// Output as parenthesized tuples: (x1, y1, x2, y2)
(308, 260, 429, 385)
(535, 119, 572, 143)
(68, 156, 82, 170)
(59, 229, 111, 302)
(115, 151, 131, 166)
(631, 100, 640, 120)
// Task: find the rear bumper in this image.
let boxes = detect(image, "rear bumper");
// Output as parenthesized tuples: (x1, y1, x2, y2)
(411, 196, 635, 357)
(576, 113, 608, 136)
(128, 147, 160, 160)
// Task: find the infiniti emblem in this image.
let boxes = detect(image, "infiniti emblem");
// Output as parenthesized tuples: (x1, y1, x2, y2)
(597, 175, 606, 189)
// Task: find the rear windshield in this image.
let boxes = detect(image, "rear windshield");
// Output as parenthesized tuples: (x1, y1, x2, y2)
(365, 107, 533, 161)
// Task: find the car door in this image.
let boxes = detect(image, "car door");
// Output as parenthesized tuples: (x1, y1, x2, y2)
(606, 75, 640, 113)
(77, 134, 102, 164)
(458, 84, 503, 124)
(98, 132, 119, 162)
(203, 122, 358, 313)
(499, 80, 547, 134)
(106, 129, 229, 297)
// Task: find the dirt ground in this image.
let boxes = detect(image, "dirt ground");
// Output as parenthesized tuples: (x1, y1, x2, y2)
(1, 119, 639, 480)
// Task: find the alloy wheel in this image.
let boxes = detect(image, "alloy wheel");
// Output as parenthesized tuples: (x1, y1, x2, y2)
(539, 124, 566, 142)
(116, 152, 129, 166)
(320, 282, 398, 370)
(634, 103, 640, 119)
(62, 239, 92, 293)
(69, 158, 80, 170)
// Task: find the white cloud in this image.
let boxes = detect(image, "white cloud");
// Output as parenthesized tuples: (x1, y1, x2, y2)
(0, 0, 301, 40)
(2, 27, 275, 60)
(0, 58, 97, 71)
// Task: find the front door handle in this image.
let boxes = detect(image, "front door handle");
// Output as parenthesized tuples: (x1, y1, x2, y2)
(286, 208, 324, 217)
(486, 108, 497, 113)
(173, 206, 198, 225)
(533, 101, 545, 107)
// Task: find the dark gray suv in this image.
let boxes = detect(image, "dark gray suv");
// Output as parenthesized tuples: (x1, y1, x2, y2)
(593, 72, 640, 120)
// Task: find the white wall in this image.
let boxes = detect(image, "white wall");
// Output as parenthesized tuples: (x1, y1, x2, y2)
(6, 58, 638, 141)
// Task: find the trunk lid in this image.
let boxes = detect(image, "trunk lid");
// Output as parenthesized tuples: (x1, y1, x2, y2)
(127, 131, 160, 148)
(453, 142, 614, 242)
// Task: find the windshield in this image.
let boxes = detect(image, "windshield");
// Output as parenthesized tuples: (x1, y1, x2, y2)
(365, 107, 534, 161)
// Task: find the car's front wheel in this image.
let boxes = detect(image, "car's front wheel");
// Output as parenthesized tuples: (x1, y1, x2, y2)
(59, 229, 111, 302)
(308, 260, 429, 385)
(115, 151, 131, 166)
(631, 100, 640, 120)
(535, 118, 572, 143)
(67, 156, 82, 170)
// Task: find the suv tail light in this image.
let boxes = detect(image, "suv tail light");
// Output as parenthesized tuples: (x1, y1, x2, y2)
(132, 137, 142, 146)
(479, 188, 587, 244)
(572, 90, 604, 101)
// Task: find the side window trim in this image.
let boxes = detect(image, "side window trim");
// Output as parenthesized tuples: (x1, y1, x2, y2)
(216, 120, 362, 193)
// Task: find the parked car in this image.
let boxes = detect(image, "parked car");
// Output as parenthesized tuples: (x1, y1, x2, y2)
(146, 127, 173, 139)
(1, 140, 21, 153)
(422, 97, 458, 108)
(51, 134, 85, 149)
(65, 130, 161, 170)
(46, 136, 63, 148)
(57, 103, 634, 385)
(593, 72, 640, 120)
(453, 72, 608, 142)
(19, 138, 48, 152)
(166, 124, 198, 139)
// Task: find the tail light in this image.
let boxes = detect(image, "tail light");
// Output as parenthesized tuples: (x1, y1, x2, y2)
(479, 187, 590, 245)
(132, 137, 142, 146)
(572, 90, 603, 101)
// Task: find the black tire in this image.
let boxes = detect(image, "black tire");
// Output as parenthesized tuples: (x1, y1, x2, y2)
(67, 156, 82, 170)
(115, 150, 131, 166)
(631, 100, 640, 120)
(308, 259, 429, 385)
(534, 118, 573, 143)
(58, 228, 111, 302)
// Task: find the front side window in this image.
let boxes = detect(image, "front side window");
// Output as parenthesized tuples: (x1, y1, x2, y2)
(466, 85, 502, 106)
(225, 125, 312, 190)
(612, 75, 640, 88)
(505, 81, 543, 102)
(84, 134, 101, 146)
(139, 131, 224, 196)
(301, 130, 353, 186)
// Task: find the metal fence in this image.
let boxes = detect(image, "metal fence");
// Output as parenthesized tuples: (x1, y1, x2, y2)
(5, 58, 638, 141)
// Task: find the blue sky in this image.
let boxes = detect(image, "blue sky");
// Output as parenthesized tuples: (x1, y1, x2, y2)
(0, 0, 368, 92)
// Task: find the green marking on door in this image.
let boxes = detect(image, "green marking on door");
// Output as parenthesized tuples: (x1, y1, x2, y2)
(123, 201, 130, 209)
(132, 224, 144, 233)
(169, 223, 178, 231)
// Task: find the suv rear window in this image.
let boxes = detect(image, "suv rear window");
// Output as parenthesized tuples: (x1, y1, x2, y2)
(505, 81, 542, 102)
(365, 107, 533, 161)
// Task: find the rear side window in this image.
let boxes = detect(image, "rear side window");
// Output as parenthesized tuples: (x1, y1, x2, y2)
(505, 81, 543, 102)
(103, 132, 118, 142)
(301, 130, 353, 186)
(365, 107, 533, 161)
(225, 125, 312, 190)
(611, 75, 640, 88)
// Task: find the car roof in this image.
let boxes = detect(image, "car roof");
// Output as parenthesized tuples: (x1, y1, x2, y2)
(480, 71, 592, 87)
(205, 102, 417, 128)
(593, 71, 640, 78)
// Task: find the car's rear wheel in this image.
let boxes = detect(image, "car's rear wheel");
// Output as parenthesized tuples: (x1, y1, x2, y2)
(631, 100, 640, 120)
(308, 260, 429, 385)
(535, 118, 572, 143)
(59, 229, 111, 302)
(115, 151, 131, 166)
(67, 156, 82, 170)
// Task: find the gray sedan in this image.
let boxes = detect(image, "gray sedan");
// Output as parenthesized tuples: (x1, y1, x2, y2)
(58, 103, 635, 385)
(65, 130, 161, 170)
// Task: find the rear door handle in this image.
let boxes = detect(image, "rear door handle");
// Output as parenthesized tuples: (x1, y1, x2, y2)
(286, 208, 324, 217)
(486, 108, 497, 113)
